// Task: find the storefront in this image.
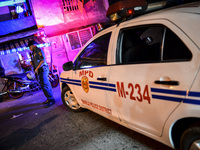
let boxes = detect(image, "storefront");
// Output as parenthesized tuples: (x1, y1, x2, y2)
(0, 30, 50, 75)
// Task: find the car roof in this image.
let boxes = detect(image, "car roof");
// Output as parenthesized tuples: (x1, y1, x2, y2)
(119, 2, 200, 49)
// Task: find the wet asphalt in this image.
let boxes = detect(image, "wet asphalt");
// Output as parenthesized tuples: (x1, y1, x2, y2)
(0, 85, 173, 150)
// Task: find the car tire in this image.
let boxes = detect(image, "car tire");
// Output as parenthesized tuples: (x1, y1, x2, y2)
(180, 126, 200, 150)
(61, 86, 85, 112)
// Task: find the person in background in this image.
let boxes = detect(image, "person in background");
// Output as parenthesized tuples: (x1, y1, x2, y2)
(28, 40, 55, 108)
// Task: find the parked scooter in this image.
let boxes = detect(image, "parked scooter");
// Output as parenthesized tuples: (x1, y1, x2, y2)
(0, 68, 59, 99)
(21, 61, 59, 89)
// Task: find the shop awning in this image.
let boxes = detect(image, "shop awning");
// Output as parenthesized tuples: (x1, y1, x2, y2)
(0, 36, 49, 55)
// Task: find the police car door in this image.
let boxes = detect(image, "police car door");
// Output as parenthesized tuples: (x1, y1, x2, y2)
(72, 31, 117, 119)
(108, 22, 200, 136)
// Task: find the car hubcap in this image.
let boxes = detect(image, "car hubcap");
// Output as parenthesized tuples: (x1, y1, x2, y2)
(64, 90, 80, 110)
(190, 140, 200, 150)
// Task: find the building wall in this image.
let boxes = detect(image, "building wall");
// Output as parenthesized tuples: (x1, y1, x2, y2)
(47, 35, 68, 74)
(47, 26, 96, 74)
(0, 6, 11, 22)
(31, 0, 109, 36)
(31, 0, 64, 26)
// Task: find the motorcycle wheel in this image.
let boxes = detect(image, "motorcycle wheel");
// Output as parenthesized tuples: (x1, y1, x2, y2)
(50, 74, 59, 88)
(7, 82, 24, 99)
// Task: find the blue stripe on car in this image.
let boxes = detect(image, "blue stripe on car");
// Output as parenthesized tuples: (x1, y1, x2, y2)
(152, 94, 183, 102)
(89, 81, 116, 87)
(188, 91, 200, 97)
(90, 85, 116, 92)
(151, 88, 200, 105)
(60, 78, 116, 92)
(61, 81, 81, 86)
(60, 78, 81, 83)
(61, 79, 200, 105)
(151, 88, 186, 95)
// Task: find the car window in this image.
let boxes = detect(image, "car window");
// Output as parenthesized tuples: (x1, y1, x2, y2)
(120, 25, 163, 64)
(118, 24, 192, 64)
(74, 32, 111, 69)
(163, 28, 192, 61)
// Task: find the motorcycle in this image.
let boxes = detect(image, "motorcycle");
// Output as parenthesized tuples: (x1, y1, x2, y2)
(0, 69, 59, 99)
(48, 65, 59, 88)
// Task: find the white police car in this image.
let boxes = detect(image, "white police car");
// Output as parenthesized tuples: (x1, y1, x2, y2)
(60, 1, 200, 149)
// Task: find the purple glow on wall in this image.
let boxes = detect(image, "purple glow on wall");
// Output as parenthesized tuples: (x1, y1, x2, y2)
(31, 0, 109, 37)
(31, 0, 64, 26)
(30, 0, 109, 73)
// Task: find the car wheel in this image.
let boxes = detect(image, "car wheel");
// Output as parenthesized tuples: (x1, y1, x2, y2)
(61, 86, 85, 112)
(180, 126, 200, 150)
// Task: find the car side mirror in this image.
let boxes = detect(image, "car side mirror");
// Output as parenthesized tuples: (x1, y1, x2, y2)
(63, 61, 74, 71)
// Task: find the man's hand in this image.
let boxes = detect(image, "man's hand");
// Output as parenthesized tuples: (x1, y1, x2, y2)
(30, 61, 34, 66)
(34, 68, 38, 74)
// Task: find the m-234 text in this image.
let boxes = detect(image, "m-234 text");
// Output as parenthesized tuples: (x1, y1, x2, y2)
(116, 82, 151, 104)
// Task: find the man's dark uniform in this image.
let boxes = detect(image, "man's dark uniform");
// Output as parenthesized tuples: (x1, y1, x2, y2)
(30, 44, 55, 107)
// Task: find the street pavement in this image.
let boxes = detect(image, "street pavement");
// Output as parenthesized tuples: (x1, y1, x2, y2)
(0, 85, 173, 150)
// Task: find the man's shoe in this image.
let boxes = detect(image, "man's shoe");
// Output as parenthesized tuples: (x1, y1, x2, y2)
(42, 99, 49, 104)
(44, 100, 55, 108)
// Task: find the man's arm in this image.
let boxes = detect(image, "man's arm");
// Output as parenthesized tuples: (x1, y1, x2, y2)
(34, 60, 44, 74)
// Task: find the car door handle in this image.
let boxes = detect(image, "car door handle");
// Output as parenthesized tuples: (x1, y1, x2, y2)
(97, 77, 107, 81)
(154, 80, 179, 86)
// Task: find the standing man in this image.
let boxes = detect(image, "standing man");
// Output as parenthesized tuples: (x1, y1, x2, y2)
(28, 40, 55, 108)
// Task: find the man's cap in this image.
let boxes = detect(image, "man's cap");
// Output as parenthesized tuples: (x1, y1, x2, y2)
(28, 40, 36, 47)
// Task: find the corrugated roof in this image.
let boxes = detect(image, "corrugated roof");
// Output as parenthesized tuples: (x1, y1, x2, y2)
(0, 36, 49, 55)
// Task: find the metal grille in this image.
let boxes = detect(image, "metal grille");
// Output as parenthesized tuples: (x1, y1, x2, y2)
(62, 0, 79, 11)
(79, 28, 93, 45)
(66, 27, 93, 50)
